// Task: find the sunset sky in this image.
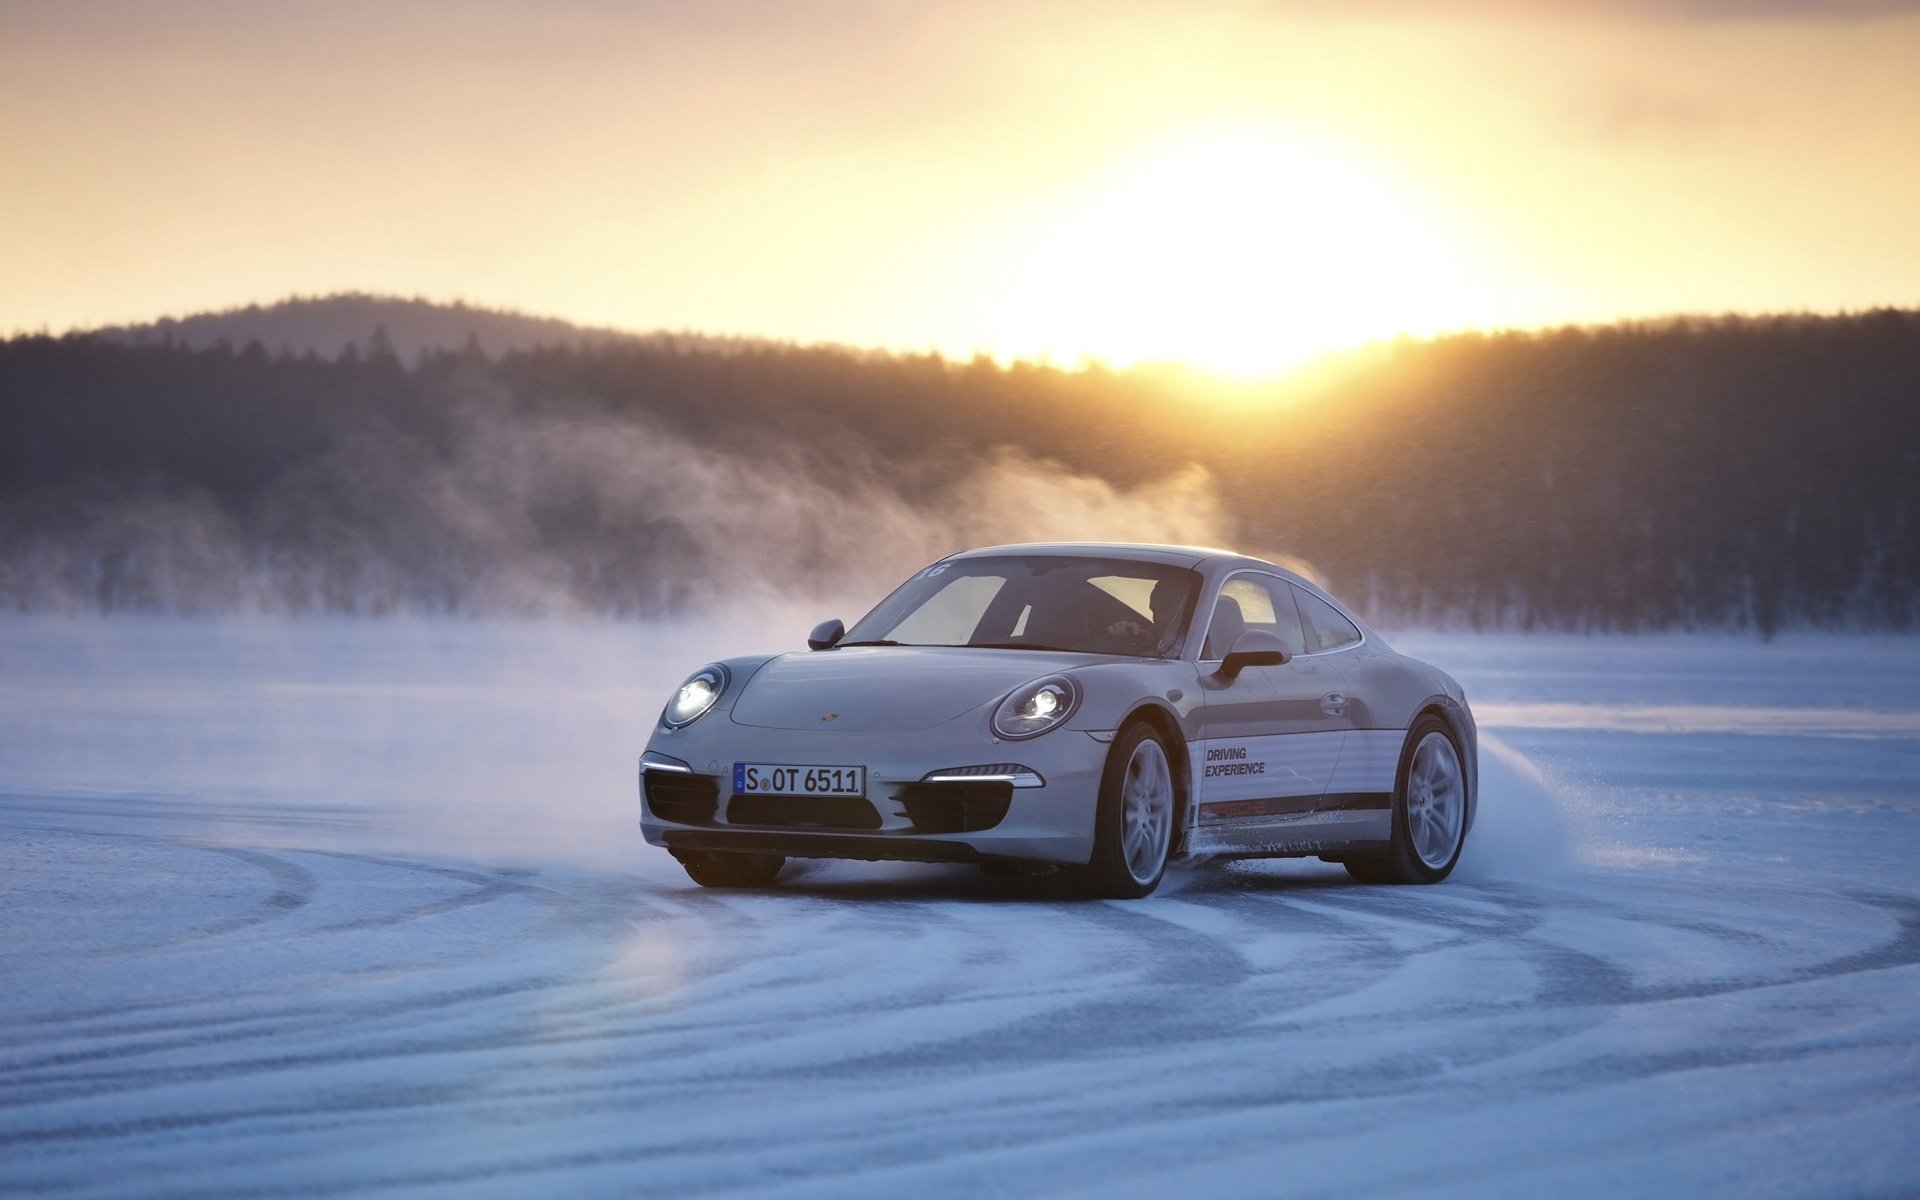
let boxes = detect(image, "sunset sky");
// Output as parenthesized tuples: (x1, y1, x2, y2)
(3, 0, 1917, 373)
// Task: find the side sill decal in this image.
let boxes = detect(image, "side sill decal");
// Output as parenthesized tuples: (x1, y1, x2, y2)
(1198, 791, 1391, 824)
(1199, 796, 1316, 824)
(1320, 792, 1393, 813)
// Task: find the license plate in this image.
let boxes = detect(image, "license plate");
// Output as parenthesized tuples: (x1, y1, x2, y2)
(733, 762, 867, 797)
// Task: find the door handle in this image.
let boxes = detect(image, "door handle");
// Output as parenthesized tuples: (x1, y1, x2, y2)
(1320, 692, 1348, 718)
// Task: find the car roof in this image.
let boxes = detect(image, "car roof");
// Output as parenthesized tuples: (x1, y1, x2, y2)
(942, 542, 1342, 599)
(948, 541, 1264, 571)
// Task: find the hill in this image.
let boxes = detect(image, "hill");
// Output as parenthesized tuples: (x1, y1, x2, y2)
(87, 293, 741, 361)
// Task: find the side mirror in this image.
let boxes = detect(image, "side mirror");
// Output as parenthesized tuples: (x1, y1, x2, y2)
(1219, 628, 1290, 680)
(807, 618, 846, 650)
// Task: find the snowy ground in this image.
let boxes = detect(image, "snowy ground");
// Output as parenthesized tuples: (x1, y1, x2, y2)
(2, 617, 1917, 1198)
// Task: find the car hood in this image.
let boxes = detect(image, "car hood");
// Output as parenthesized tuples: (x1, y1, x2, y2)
(728, 646, 1100, 732)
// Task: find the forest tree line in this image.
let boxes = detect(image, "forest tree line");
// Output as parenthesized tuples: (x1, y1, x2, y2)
(2, 306, 1915, 633)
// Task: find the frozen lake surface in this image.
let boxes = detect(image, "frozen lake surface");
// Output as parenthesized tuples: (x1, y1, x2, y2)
(2, 618, 1917, 1198)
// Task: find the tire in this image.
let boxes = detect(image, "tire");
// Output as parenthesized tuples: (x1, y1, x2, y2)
(675, 850, 785, 889)
(1342, 856, 1395, 884)
(1347, 714, 1467, 885)
(1075, 723, 1177, 899)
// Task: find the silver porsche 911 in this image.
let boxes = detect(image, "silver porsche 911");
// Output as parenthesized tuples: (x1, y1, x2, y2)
(638, 543, 1476, 898)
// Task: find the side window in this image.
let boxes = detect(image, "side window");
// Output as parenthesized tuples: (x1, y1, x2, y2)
(1293, 585, 1362, 653)
(1202, 575, 1307, 658)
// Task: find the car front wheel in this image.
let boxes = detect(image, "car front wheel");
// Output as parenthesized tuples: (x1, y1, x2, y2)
(1076, 723, 1176, 899)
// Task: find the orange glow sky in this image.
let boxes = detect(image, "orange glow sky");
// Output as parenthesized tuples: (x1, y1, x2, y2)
(3, 0, 1917, 373)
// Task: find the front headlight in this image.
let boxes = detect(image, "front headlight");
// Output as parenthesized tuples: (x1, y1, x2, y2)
(662, 664, 729, 729)
(992, 675, 1080, 740)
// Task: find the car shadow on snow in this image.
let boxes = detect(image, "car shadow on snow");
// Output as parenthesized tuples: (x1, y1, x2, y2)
(691, 855, 1368, 904)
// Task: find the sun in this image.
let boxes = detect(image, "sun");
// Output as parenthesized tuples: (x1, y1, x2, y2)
(991, 129, 1484, 377)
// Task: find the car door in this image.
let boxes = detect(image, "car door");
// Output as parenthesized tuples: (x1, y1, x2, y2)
(1192, 573, 1354, 834)
(1291, 581, 1397, 810)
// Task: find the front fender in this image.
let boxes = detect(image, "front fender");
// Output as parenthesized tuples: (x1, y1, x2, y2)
(1062, 660, 1207, 739)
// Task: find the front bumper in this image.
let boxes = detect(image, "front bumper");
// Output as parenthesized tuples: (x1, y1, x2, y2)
(638, 721, 1105, 866)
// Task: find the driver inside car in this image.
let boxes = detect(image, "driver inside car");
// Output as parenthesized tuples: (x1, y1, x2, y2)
(1103, 577, 1189, 655)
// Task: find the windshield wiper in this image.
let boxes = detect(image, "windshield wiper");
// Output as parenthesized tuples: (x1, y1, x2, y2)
(965, 641, 1081, 653)
(837, 639, 906, 647)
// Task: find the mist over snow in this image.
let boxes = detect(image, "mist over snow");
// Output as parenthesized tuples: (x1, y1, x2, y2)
(3, 388, 1227, 620)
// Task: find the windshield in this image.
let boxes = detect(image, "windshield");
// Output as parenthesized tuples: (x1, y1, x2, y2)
(843, 555, 1201, 658)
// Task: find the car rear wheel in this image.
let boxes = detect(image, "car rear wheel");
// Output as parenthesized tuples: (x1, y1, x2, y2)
(1076, 723, 1175, 899)
(1344, 714, 1467, 885)
(675, 850, 785, 889)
